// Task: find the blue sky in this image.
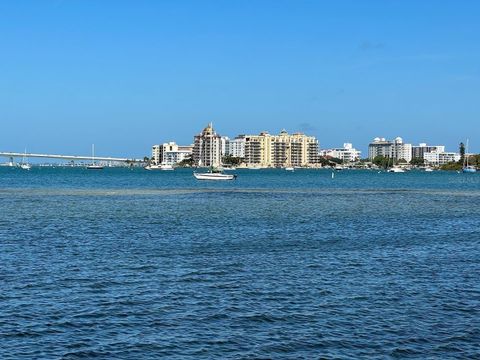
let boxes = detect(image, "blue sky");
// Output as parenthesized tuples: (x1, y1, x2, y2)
(1, 0, 479, 157)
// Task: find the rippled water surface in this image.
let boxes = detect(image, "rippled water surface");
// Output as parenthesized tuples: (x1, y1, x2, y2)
(1, 167, 479, 359)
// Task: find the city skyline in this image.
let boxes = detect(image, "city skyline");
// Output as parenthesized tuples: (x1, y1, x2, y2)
(1, 1, 479, 157)
(0, 122, 472, 160)
(148, 123, 466, 169)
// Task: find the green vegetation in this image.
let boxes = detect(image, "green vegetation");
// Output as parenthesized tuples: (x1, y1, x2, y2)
(440, 154, 479, 171)
(410, 157, 424, 166)
(459, 142, 465, 162)
(317, 157, 343, 167)
(471, 154, 480, 167)
(372, 156, 395, 168)
(222, 155, 244, 166)
(329, 157, 343, 165)
(177, 155, 194, 167)
(440, 162, 462, 171)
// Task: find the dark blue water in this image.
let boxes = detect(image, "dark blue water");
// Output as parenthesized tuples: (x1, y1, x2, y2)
(1, 167, 479, 359)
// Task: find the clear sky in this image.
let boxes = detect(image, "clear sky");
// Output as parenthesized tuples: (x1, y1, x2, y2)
(1, 0, 479, 157)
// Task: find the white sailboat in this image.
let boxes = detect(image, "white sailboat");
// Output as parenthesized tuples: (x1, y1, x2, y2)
(86, 144, 104, 170)
(284, 145, 294, 171)
(463, 139, 477, 173)
(387, 166, 405, 173)
(144, 163, 174, 171)
(193, 127, 237, 180)
(193, 169, 237, 180)
(20, 148, 31, 170)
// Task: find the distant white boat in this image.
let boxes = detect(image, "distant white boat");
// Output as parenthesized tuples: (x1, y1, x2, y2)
(223, 167, 236, 171)
(193, 169, 236, 180)
(86, 164, 104, 170)
(388, 166, 405, 173)
(20, 149, 31, 170)
(463, 166, 477, 173)
(285, 167, 294, 172)
(424, 167, 434, 172)
(463, 139, 477, 173)
(87, 144, 104, 170)
(145, 164, 174, 171)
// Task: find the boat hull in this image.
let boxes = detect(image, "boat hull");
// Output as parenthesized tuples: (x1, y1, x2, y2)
(193, 172, 236, 180)
(145, 165, 174, 171)
(463, 167, 477, 173)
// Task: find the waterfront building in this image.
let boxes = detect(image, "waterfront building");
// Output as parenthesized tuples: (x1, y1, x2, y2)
(424, 151, 460, 166)
(152, 142, 193, 165)
(244, 132, 273, 167)
(368, 137, 412, 162)
(412, 143, 445, 160)
(193, 123, 222, 167)
(244, 130, 319, 167)
(228, 135, 246, 158)
(319, 143, 361, 163)
(220, 136, 230, 157)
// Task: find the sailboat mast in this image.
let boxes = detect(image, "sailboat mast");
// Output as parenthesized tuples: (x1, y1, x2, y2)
(465, 139, 469, 167)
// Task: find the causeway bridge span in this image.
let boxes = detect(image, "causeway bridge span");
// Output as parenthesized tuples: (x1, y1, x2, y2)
(0, 152, 141, 163)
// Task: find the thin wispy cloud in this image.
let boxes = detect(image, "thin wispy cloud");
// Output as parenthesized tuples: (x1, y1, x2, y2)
(358, 41, 386, 51)
(298, 122, 317, 133)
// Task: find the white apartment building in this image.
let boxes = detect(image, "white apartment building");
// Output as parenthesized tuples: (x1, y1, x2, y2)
(319, 143, 361, 163)
(424, 151, 460, 166)
(193, 123, 222, 167)
(220, 136, 230, 157)
(368, 137, 412, 162)
(229, 135, 246, 158)
(152, 142, 193, 165)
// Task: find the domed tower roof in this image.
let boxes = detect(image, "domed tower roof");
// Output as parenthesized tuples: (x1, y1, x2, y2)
(202, 122, 215, 135)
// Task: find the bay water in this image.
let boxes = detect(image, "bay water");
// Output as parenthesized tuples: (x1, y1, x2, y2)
(1, 168, 479, 359)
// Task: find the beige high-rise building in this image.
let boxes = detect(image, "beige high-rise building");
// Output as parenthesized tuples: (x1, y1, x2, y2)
(193, 123, 222, 167)
(244, 130, 319, 168)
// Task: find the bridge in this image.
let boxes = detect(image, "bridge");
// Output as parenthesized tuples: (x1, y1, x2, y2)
(0, 152, 141, 163)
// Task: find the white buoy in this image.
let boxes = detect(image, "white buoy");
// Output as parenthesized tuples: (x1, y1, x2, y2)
(331, 172, 335, 179)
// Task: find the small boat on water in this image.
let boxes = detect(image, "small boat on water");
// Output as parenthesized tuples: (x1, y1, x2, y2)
(193, 167, 237, 180)
(388, 166, 405, 173)
(20, 149, 31, 170)
(285, 167, 294, 172)
(462, 140, 477, 173)
(86, 164, 104, 170)
(86, 144, 104, 170)
(463, 165, 477, 173)
(144, 164, 174, 171)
